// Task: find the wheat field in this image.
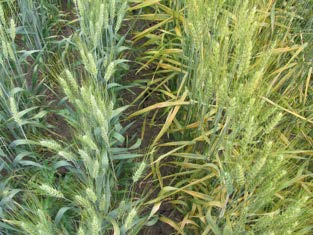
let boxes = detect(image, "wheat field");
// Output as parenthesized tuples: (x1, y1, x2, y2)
(0, 0, 312, 234)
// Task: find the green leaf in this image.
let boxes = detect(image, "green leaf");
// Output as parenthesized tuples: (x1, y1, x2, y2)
(53, 161, 72, 169)
(206, 211, 222, 235)
(128, 0, 159, 11)
(112, 106, 129, 119)
(146, 216, 159, 226)
(17, 107, 39, 119)
(10, 87, 24, 96)
(112, 132, 125, 143)
(55, 207, 72, 225)
(113, 153, 142, 160)
(18, 160, 43, 168)
(10, 139, 37, 148)
(13, 151, 34, 166)
(129, 138, 142, 150)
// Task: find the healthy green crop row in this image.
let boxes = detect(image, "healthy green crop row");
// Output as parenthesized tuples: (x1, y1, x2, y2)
(0, 0, 312, 234)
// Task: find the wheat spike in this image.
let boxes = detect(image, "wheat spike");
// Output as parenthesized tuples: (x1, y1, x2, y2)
(78, 149, 92, 172)
(91, 214, 100, 235)
(91, 159, 99, 179)
(58, 151, 75, 161)
(86, 188, 97, 203)
(6, 41, 14, 60)
(0, 4, 5, 24)
(124, 208, 136, 230)
(10, 18, 16, 40)
(265, 113, 283, 134)
(264, 141, 273, 156)
(133, 162, 146, 183)
(250, 156, 267, 180)
(0, 87, 4, 98)
(75, 195, 90, 208)
(249, 71, 263, 94)
(2, 39, 8, 59)
(59, 76, 75, 102)
(104, 61, 115, 82)
(109, 0, 116, 23)
(20, 222, 36, 234)
(39, 184, 64, 198)
(99, 193, 106, 211)
(100, 126, 109, 146)
(95, 108, 106, 126)
(117, 200, 126, 218)
(103, 2, 109, 29)
(65, 69, 78, 94)
(76, 0, 84, 18)
(39, 139, 62, 151)
(79, 47, 87, 63)
(235, 164, 245, 187)
(81, 135, 98, 151)
(87, 52, 97, 77)
(9, 96, 22, 125)
(224, 171, 233, 195)
(77, 227, 85, 235)
(96, 3, 104, 36)
(115, 2, 127, 33)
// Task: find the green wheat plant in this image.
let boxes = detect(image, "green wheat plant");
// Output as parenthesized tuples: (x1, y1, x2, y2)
(1, 0, 148, 234)
(136, 0, 313, 234)
(1, 0, 312, 234)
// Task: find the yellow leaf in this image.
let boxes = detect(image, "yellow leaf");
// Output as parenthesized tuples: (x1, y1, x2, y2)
(159, 216, 186, 235)
(129, 100, 189, 118)
(128, 0, 160, 11)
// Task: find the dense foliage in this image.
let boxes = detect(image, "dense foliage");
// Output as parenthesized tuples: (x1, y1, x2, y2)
(0, 0, 312, 234)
